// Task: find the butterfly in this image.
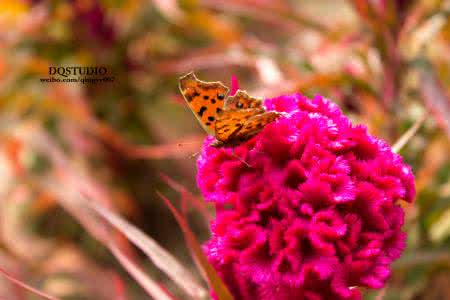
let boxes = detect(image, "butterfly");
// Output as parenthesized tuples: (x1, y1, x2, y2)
(179, 72, 281, 148)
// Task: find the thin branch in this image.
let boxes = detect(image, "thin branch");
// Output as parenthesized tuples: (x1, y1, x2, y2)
(392, 113, 427, 153)
(0, 267, 60, 300)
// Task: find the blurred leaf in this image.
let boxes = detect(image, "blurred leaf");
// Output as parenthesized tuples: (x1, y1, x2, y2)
(1, 186, 54, 262)
(108, 243, 177, 300)
(408, 14, 447, 57)
(429, 208, 450, 243)
(418, 62, 450, 137)
(88, 202, 208, 299)
(40, 245, 130, 300)
(160, 173, 213, 223)
(158, 192, 233, 300)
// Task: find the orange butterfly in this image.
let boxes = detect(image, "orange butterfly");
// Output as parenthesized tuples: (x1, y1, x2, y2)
(179, 72, 281, 148)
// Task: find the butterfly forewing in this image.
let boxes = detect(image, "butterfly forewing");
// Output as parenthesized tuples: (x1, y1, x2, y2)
(179, 72, 228, 135)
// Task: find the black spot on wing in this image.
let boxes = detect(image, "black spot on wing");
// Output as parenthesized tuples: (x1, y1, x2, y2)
(208, 116, 215, 121)
(211, 99, 216, 104)
(198, 106, 207, 117)
(203, 95, 209, 100)
(217, 94, 225, 100)
(216, 108, 222, 113)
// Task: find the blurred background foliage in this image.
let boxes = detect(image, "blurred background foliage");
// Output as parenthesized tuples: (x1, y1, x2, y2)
(0, 0, 449, 299)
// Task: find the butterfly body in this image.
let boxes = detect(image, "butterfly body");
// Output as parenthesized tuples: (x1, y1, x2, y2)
(179, 72, 281, 147)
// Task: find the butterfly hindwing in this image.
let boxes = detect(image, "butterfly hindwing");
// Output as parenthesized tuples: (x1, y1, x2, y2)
(233, 111, 282, 140)
(215, 108, 264, 143)
(224, 90, 263, 110)
(179, 72, 229, 134)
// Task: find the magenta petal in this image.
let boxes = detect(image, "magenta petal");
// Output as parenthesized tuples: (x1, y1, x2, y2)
(230, 75, 240, 96)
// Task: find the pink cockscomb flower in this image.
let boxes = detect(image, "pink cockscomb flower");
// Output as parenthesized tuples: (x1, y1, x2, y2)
(197, 91, 415, 300)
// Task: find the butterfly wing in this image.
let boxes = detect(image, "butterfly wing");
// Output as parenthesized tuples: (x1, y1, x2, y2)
(179, 73, 279, 146)
(215, 108, 264, 143)
(179, 72, 229, 135)
(232, 111, 281, 140)
(224, 90, 263, 110)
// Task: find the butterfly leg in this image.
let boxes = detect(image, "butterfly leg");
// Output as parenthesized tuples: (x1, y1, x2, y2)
(210, 139, 224, 147)
(231, 147, 252, 168)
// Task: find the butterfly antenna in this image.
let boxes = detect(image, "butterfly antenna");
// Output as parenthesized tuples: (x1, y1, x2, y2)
(231, 148, 252, 168)
(176, 142, 201, 159)
(177, 142, 198, 147)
